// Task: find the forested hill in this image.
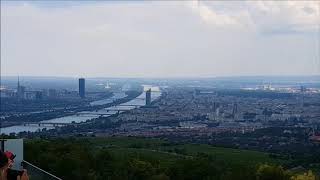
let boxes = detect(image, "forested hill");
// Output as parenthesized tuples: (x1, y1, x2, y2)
(24, 137, 318, 180)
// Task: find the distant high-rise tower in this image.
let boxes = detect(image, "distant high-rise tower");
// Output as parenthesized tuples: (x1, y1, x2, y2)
(300, 86, 305, 108)
(79, 78, 85, 98)
(17, 76, 25, 99)
(17, 76, 20, 90)
(17, 76, 20, 98)
(232, 103, 238, 119)
(146, 89, 151, 106)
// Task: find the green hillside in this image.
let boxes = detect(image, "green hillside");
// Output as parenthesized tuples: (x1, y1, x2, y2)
(24, 137, 315, 180)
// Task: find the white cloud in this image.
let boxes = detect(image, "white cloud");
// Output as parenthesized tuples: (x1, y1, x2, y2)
(185, 0, 320, 33)
(187, 1, 241, 26)
(1, 1, 319, 77)
(247, 1, 320, 33)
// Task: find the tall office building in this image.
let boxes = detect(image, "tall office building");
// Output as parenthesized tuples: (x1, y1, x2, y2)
(146, 89, 151, 106)
(79, 78, 85, 98)
(232, 103, 238, 119)
(17, 76, 25, 99)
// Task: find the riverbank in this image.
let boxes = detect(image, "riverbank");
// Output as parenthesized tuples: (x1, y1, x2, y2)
(1, 87, 161, 135)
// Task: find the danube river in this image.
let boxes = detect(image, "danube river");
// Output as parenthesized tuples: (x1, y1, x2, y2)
(0, 86, 161, 134)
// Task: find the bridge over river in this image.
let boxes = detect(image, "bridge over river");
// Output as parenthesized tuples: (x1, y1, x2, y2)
(1, 87, 162, 134)
(22, 122, 68, 127)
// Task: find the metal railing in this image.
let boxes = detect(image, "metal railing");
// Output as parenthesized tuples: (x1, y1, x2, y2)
(22, 160, 62, 180)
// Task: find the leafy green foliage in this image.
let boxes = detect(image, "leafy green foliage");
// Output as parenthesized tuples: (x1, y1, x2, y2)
(256, 164, 291, 180)
(24, 137, 318, 180)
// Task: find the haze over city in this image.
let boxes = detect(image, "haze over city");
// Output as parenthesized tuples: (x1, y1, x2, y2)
(1, 1, 319, 77)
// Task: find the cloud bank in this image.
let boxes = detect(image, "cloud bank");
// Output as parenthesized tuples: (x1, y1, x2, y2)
(1, 1, 319, 77)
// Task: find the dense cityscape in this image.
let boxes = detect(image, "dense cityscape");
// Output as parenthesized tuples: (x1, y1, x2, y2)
(1, 77, 320, 179)
(1, 77, 320, 155)
(1, 77, 320, 138)
(1, 79, 320, 180)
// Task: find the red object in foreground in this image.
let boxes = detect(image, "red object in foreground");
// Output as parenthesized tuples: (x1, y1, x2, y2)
(4, 151, 16, 161)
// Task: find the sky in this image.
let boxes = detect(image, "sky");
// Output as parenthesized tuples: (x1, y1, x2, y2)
(1, 1, 320, 78)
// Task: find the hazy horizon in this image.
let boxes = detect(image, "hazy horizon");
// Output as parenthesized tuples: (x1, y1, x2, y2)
(2, 74, 320, 80)
(1, 1, 319, 77)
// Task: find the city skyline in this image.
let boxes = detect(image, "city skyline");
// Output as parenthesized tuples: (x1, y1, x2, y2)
(1, 1, 319, 77)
